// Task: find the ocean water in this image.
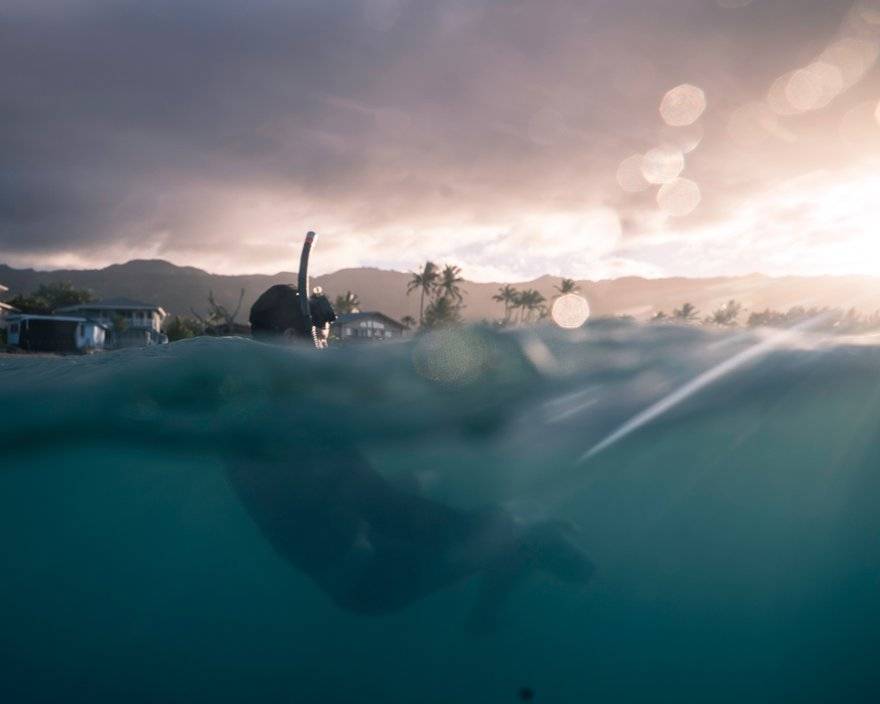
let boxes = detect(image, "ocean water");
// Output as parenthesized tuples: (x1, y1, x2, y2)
(1, 322, 879, 703)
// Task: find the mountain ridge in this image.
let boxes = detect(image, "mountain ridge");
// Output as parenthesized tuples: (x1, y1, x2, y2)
(2, 260, 880, 323)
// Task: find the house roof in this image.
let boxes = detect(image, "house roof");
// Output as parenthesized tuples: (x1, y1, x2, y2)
(0, 283, 8, 294)
(6, 313, 109, 328)
(0, 301, 17, 312)
(56, 297, 167, 317)
(334, 311, 407, 329)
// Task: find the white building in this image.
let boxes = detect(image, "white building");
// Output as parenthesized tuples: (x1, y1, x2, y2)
(0, 283, 15, 331)
(6, 314, 107, 353)
(55, 297, 168, 347)
(332, 312, 407, 342)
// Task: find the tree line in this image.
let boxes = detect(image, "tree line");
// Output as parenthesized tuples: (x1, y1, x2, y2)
(653, 300, 880, 333)
(491, 278, 580, 326)
(8, 280, 880, 344)
(403, 266, 588, 331)
(406, 262, 466, 329)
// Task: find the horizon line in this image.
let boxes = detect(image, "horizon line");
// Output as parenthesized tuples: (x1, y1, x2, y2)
(6, 257, 880, 286)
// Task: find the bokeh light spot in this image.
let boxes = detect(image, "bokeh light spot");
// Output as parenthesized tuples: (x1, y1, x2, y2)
(551, 294, 591, 329)
(641, 146, 685, 185)
(659, 84, 707, 127)
(785, 62, 843, 111)
(820, 38, 879, 90)
(657, 178, 701, 217)
(412, 329, 493, 386)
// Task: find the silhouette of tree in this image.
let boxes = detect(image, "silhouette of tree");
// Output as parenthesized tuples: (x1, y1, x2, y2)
(707, 300, 742, 326)
(165, 316, 204, 341)
(436, 264, 465, 303)
(191, 289, 245, 333)
(672, 302, 699, 322)
(334, 290, 360, 315)
(7, 282, 96, 314)
(406, 262, 440, 324)
(555, 278, 578, 296)
(493, 284, 519, 324)
(423, 295, 463, 329)
(517, 289, 546, 324)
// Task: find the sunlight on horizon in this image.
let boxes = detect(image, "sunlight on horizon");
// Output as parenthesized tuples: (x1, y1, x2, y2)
(5, 0, 880, 284)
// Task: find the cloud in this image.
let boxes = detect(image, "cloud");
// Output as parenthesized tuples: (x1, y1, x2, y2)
(2, 0, 877, 280)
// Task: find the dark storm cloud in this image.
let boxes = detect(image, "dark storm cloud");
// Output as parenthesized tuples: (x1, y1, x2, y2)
(0, 0, 866, 273)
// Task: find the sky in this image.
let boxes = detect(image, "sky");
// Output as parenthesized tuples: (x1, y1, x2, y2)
(3, 0, 880, 281)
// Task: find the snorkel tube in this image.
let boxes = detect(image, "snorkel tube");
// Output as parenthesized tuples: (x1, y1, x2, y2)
(299, 231, 318, 347)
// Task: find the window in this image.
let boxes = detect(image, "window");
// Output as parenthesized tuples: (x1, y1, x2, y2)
(10, 323, 18, 334)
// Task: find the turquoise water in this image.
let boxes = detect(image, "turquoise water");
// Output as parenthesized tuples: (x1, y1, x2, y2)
(1, 323, 879, 703)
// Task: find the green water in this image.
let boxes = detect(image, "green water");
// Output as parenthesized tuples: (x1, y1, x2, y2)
(1, 324, 878, 702)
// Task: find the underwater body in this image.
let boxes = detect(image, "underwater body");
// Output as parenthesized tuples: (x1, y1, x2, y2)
(1, 323, 879, 703)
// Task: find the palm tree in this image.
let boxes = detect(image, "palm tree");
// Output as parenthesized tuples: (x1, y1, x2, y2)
(708, 300, 742, 327)
(672, 302, 699, 322)
(401, 315, 417, 330)
(511, 290, 526, 324)
(334, 290, 360, 315)
(436, 264, 465, 303)
(555, 278, 578, 297)
(423, 295, 463, 329)
(407, 261, 440, 324)
(518, 289, 546, 324)
(493, 285, 519, 324)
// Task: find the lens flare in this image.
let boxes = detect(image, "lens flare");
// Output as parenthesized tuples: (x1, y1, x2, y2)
(785, 62, 843, 111)
(820, 38, 879, 89)
(551, 294, 591, 329)
(657, 178, 701, 217)
(412, 329, 493, 386)
(659, 84, 707, 127)
(641, 146, 685, 185)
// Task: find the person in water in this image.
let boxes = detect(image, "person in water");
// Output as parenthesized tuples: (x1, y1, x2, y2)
(248, 283, 336, 346)
(226, 440, 595, 630)
(234, 233, 595, 627)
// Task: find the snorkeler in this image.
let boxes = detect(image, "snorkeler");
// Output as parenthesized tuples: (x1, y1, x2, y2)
(250, 232, 336, 349)
(238, 232, 595, 627)
(226, 441, 594, 629)
(249, 231, 335, 347)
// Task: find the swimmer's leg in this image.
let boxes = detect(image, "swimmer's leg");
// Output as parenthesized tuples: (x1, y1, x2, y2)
(465, 520, 596, 635)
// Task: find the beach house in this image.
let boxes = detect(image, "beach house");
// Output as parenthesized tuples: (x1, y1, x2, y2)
(0, 283, 16, 331)
(55, 297, 168, 347)
(332, 312, 407, 342)
(6, 314, 107, 353)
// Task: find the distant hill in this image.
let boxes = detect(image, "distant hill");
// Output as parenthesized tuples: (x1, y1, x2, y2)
(2, 259, 880, 324)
